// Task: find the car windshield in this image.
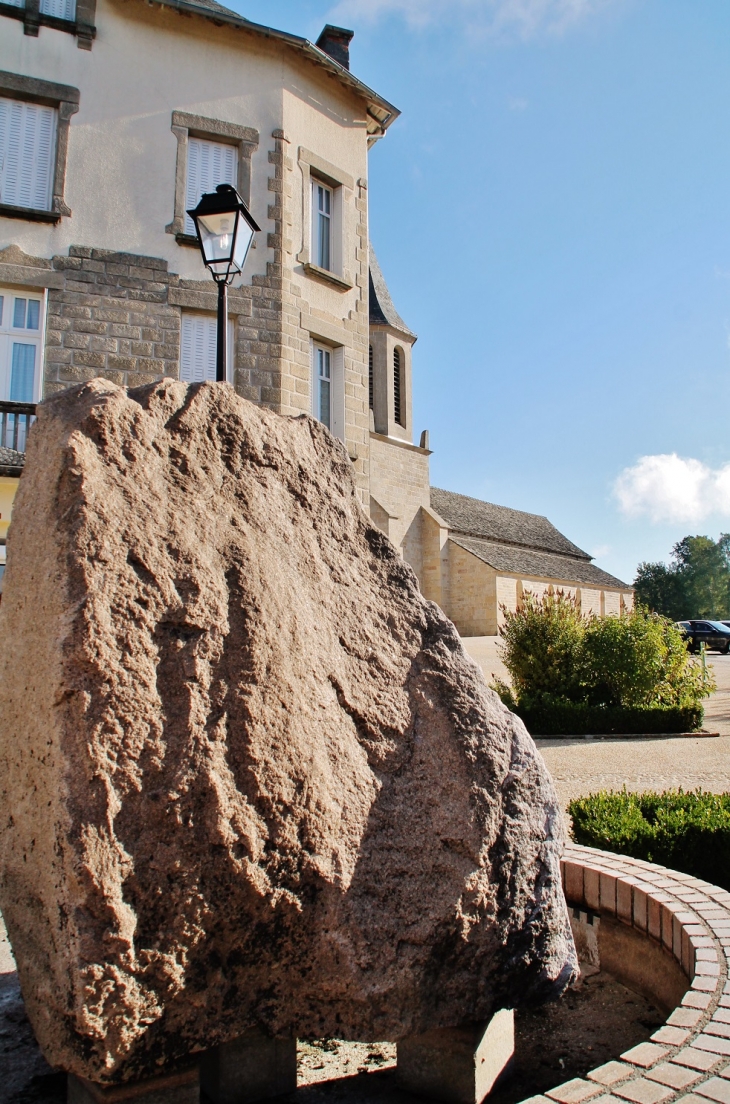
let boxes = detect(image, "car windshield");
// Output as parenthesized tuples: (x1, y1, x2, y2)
(707, 621, 730, 632)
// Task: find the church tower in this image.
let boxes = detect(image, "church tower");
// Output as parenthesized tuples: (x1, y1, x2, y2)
(368, 246, 431, 579)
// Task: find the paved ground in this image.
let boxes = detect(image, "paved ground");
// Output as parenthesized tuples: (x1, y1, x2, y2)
(461, 637, 730, 810)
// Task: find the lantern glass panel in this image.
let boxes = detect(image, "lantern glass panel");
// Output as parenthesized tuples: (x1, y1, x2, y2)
(197, 209, 238, 273)
(232, 218, 254, 271)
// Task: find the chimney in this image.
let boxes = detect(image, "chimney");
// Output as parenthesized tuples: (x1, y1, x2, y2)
(315, 25, 354, 71)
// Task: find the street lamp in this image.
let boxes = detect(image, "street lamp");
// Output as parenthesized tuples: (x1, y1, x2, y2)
(187, 183, 261, 383)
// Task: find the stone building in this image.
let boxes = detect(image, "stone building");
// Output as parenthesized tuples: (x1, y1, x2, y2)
(421, 488, 633, 636)
(0, 4, 399, 506)
(0, 0, 630, 628)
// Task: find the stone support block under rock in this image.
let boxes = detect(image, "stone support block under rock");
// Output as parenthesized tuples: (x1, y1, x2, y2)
(396, 1009, 515, 1104)
(199, 1031, 297, 1104)
(67, 1067, 199, 1103)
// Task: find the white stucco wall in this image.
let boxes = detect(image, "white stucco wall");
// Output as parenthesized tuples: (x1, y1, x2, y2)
(0, 0, 368, 295)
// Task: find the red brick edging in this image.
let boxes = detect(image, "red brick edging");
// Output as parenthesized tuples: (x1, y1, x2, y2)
(519, 843, 730, 1104)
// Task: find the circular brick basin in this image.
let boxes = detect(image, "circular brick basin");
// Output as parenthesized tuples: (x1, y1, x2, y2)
(517, 843, 730, 1104)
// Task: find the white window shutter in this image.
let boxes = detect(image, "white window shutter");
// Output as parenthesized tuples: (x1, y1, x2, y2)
(0, 97, 56, 210)
(184, 137, 238, 236)
(180, 314, 217, 383)
(39, 0, 76, 17)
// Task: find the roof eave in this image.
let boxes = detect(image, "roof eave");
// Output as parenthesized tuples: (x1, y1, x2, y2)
(148, 0, 400, 139)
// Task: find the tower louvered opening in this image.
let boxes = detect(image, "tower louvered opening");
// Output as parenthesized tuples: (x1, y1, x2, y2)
(393, 347, 404, 427)
(369, 345, 374, 410)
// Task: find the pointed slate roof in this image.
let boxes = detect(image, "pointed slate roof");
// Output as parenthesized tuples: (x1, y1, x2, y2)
(450, 536, 629, 590)
(369, 246, 417, 340)
(430, 487, 590, 560)
(430, 487, 630, 590)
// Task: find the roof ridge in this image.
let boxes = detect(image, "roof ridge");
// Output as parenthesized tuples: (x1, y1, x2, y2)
(430, 486, 592, 563)
(451, 535, 630, 590)
(447, 528, 591, 561)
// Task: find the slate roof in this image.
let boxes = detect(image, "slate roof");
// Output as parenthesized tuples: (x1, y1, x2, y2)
(0, 447, 25, 477)
(144, 0, 399, 141)
(430, 487, 590, 560)
(369, 246, 416, 339)
(450, 536, 629, 590)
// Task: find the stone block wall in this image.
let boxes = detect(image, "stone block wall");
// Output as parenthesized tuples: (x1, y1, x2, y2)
(45, 248, 182, 394)
(444, 542, 495, 637)
(368, 432, 430, 578)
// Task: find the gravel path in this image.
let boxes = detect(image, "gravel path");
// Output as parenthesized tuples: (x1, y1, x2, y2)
(461, 637, 730, 809)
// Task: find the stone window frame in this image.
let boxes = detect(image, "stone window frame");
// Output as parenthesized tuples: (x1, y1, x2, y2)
(0, 71, 80, 224)
(166, 112, 259, 247)
(297, 148, 354, 291)
(0, 0, 96, 49)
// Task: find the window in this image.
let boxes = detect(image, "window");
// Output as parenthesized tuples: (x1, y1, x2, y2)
(0, 97, 57, 211)
(368, 344, 373, 410)
(312, 181, 333, 271)
(0, 289, 44, 410)
(0, 0, 94, 46)
(39, 0, 76, 17)
(180, 312, 233, 383)
(0, 74, 79, 220)
(167, 113, 259, 244)
(184, 137, 238, 238)
(297, 148, 354, 290)
(314, 345, 331, 430)
(310, 342, 344, 440)
(393, 347, 404, 427)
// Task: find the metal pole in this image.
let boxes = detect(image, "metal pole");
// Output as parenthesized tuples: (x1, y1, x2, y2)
(216, 280, 228, 383)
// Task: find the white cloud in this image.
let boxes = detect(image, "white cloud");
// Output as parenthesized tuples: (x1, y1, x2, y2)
(326, 0, 617, 38)
(591, 544, 612, 559)
(613, 454, 730, 524)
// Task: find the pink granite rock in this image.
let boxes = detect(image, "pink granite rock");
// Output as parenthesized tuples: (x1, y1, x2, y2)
(0, 379, 576, 1083)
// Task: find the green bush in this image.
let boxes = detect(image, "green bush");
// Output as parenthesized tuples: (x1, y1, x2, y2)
(495, 590, 585, 703)
(514, 701, 703, 736)
(568, 789, 730, 891)
(580, 612, 707, 708)
(491, 592, 712, 734)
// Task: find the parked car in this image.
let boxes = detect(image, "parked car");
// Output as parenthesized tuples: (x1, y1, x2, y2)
(675, 620, 730, 654)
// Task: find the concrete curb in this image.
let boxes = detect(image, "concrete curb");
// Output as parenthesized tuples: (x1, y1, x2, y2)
(532, 733, 720, 741)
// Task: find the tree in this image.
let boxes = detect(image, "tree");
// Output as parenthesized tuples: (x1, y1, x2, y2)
(634, 561, 686, 621)
(673, 536, 730, 619)
(633, 534, 730, 620)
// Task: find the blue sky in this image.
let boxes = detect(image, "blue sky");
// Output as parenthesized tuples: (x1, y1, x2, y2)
(236, 0, 730, 585)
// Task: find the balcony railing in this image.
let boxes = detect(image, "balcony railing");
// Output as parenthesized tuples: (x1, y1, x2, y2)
(0, 402, 37, 473)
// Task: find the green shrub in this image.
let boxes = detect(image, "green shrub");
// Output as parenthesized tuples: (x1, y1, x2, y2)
(492, 593, 712, 734)
(568, 789, 730, 890)
(514, 701, 703, 736)
(580, 613, 707, 708)
(497, 590, 585, 703)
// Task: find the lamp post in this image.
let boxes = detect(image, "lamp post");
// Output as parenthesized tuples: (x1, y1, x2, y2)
(187, 183, 261, 383)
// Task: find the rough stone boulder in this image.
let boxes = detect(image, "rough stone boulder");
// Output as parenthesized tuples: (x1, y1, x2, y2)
(0, 379, 576, 1085)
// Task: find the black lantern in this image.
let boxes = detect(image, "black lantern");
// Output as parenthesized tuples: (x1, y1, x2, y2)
(187, 183, 260, 382)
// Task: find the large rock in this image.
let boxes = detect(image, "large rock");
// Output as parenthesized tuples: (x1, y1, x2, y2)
(0, 379, 576, 1084)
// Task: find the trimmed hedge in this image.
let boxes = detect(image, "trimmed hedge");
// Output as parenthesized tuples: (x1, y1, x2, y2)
(569, 789, 730, 891)
(515, 701, 703, 736)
